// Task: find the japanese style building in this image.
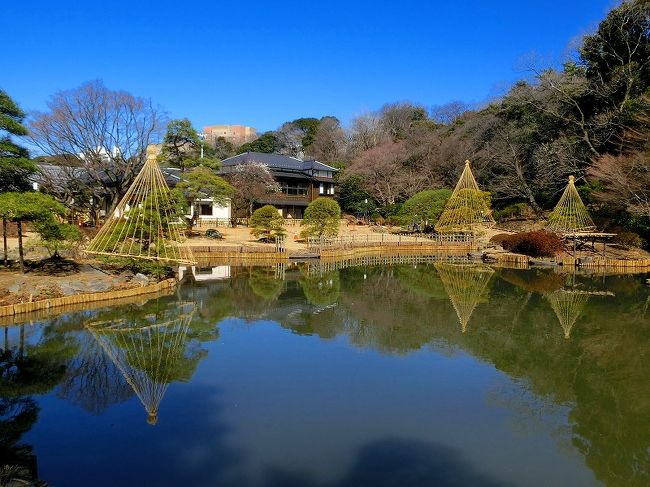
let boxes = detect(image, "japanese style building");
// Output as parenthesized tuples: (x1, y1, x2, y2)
(220, 152, 338, 219)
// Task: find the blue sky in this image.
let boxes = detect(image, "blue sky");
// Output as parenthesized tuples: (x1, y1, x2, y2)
(5, 0, 615, 132)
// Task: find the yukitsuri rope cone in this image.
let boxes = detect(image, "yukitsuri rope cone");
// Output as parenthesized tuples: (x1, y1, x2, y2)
(435, 160, 495, 233)
(435, 263, 494, 332)
(86, 302, 195, 425)
(546, 176, 596, 234)
(86, 156, 195, 265)
(546, 290, 590, 339)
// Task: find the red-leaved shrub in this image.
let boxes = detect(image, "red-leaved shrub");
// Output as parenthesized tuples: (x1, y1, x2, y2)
(489, 233, 511, 246)
(500, 231, 565, 257)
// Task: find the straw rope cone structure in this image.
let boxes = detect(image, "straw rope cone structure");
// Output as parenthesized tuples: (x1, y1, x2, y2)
(435, 160, 495, 233)
(546, 176, 596, 234)
(546, 289, 590, 339)
(435, 263, 494, 332)
(85, 303, 195, 425)
(85, 156, 195, 265)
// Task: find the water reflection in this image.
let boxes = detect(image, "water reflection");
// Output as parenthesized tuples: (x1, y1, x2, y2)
(435, 263, 494, 332)
(85, 301, 197, 425)
(0, 320, 78, 484)
(0, 260, 649, 486)
(546, 290, 591, 339)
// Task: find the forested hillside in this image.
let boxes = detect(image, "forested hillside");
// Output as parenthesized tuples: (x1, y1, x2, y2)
(237, 0, 649, 241)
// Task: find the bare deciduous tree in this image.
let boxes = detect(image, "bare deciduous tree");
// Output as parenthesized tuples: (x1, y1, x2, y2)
(589, 97, 650, 217)
(306, 116, 347, 163)
(223, 162, 280, 222)
(345, 141, 429, 207)
(379, 102, 427, 139)
(275, 121, 305, 157)
(349, 112, 387, 155)
(29, 80, 165, 212)
(430, 101, 472, 125)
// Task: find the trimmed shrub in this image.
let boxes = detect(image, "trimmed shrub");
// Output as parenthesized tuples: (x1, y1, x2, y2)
(250, 205, 286, 241)
(493, 203, 530, 221)
(500, 231, 565, 257)
(301, 198, 341, 238)
(97, 256, 173, 279)
(399, 189, 452, 227)
(385, 215, 402, 227)
(205, 229, 223, 239)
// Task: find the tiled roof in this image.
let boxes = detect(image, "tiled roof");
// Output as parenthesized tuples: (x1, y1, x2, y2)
(221, 152, 338, 173)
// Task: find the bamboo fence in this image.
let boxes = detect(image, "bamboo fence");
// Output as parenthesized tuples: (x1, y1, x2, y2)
(0, 278, 177, 322)
(190, 245, 289, 261)
(558, 256, 650, 270)
(488, 252, 650, 271)
(309, 233, 476, 251)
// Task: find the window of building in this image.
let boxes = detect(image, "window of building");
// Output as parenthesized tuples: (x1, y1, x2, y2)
(319, 183, 325, 194)
(280, 183, 308, 196)
(200, 203, 213, 216)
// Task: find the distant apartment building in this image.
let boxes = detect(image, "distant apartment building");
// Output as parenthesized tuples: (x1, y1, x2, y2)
(203, 124, 257, 146)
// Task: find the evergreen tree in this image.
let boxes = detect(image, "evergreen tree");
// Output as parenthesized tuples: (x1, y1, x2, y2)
(0, 90, 36, 192)
(0, 90, 38, 267)
(301, 198, 341, 238)
(0, 192, 65, 272)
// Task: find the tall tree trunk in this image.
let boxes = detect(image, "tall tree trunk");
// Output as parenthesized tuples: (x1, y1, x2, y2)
(2, 218, 7, 266)
(17, 220, 25, 273)
(19, 325, 25, 358)
(511, 153, 543, 214)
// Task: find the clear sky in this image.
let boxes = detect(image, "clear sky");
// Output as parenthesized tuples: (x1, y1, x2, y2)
(5, 0, 616, 133)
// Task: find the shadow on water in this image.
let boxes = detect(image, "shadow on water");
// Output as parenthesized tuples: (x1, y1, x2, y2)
(261, 438, 510, 487)
(1, 260, 649, 485)
(180, 262, 650, 486)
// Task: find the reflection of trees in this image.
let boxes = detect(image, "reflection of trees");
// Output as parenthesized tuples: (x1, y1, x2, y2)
(446, 278, 650, 487)
(299, 270, 340, 307)
(335, 267, 455, 354)
(498, 268, 565, 293)
(57, 335, 134, 415)
(435, 263, 494, 332)
(0, 325, 76, 485)
(85, 301, 201, 425)
(82, 262, 646, 485)
(248, 267, 284, 301)
(395, 264, 448, 300)
(0, 397, 40, 485)
(239, 263, 650, 485)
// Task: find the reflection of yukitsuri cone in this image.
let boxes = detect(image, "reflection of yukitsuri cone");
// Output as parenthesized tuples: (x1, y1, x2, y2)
(85, 154, 195, 265)
(546, 290, 589, 339)
(546, 176, 595, 234)
(435, 263, 494, 332)
(435, 160, 495, 232)
(86, 304, 195, 425)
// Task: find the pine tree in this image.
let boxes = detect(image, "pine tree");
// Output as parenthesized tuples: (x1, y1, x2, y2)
(0, 90, 38, 266)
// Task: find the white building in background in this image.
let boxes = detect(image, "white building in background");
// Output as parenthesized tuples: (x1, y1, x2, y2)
(178, 265, 231, 281)
(187, 197, 230, 222)
(161, 166, 232, 225)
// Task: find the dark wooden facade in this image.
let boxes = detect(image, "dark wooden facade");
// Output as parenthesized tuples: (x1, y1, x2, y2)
(220, 152, 337, 218)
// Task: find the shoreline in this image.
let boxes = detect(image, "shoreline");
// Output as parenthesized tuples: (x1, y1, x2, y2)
(0, 278, 177, 323)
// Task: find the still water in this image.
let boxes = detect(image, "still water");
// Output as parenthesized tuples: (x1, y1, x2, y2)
(1, 261, 649, 486)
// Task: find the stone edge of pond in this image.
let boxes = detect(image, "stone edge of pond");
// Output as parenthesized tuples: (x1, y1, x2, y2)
(0, 278, 178, 324)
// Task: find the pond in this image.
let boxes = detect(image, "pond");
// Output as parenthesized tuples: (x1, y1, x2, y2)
(1, 261, 649, 486)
